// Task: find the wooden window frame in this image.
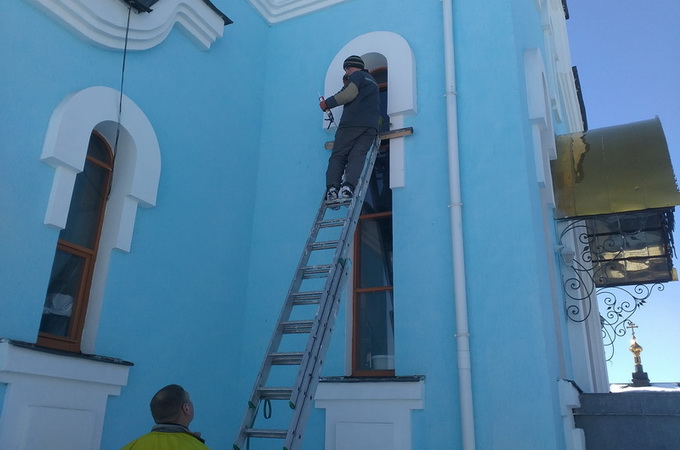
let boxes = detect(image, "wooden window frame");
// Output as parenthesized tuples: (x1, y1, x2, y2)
(38, 131, 113, 352)
(351, 66, 394, 377)
(352, 208, 395, 377)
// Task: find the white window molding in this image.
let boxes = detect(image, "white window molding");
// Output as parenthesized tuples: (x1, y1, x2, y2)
(557, 379, 587, 450)
(24, 0, 227, 50)
(525, 48, 557, 207)
(246, 0, 350, 24)
(41, 86, 161, 353)
(323, 31, 416, 188)
(0, 340, 131, 450)
(315, 378, 424, 450)
(534, 0, 584, 132)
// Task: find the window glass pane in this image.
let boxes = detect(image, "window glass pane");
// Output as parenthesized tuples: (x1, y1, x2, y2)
(362, 149, 391, 214)
(87, 133, 112, 164)
(40, 249, 84, 336)
(359, 216, 393, 288)
(372, 68, 387, 86)
(59, 159, 108, 248)
(355, 290, 394, 371)
(378, 90, 389, 133)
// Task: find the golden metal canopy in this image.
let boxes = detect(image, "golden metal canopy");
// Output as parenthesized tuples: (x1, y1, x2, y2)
(552, 117, 680, 219)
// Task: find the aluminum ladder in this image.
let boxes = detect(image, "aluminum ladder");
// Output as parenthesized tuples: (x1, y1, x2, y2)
(233, 139, 380, 450)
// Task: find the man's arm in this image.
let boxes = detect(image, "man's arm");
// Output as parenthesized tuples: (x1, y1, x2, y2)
(326, 82, 359, 108)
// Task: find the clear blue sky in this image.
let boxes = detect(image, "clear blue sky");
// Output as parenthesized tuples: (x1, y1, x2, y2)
(566, 1, 680, 383)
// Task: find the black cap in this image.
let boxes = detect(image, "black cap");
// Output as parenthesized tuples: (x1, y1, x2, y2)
(343, 55, 365, 70)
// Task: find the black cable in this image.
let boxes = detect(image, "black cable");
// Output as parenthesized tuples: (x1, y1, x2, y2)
(108, 5, 132, 199)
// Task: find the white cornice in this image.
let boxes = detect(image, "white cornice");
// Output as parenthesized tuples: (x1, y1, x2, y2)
(25, 0, 226, 50)
(246, 0, 350, 24)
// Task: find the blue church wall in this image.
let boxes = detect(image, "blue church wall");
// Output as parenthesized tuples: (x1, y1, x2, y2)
(0, 3, 126, 341)
(231, 2, 559, 450)
(235, 2, 463, 448)
(451, 1, 570, 448)
(235, 0, 575, 448)
(96, 4, 273, 449)
(0, 0, 583, 448)
(1, 1, 272, 448)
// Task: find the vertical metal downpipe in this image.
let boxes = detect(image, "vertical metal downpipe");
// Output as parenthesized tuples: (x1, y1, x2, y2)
(442, 0, 476, 448)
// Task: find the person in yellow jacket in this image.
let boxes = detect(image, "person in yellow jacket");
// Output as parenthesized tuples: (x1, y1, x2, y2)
(122, 384, 208, 449)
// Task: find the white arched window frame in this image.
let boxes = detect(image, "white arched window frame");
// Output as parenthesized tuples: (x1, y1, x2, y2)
(41, 86, 161, 353)
(317, 32, 422, 450)
(322, 31, 416, 189)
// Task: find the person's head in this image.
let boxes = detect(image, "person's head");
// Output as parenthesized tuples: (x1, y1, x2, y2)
(343, 55, 364, 76)
(150, 384, 195, 427)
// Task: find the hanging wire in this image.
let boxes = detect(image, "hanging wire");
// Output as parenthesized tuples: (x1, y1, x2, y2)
(108, 5, 132, 199)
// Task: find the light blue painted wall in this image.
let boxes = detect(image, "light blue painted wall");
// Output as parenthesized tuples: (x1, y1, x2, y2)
(451, 1, 570, 448)
(0, 1, 125, 341)
(237, 0, 573, 448)
(239, 1, 463, 448)
(1, 0, 269, 448)
(97, 2, 272, 448)
(0, 0, 582, 448)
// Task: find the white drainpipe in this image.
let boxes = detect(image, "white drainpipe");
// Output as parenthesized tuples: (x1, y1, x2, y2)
(442, 0, 476, 449)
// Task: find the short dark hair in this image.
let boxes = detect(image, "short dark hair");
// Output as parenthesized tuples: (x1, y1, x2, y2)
(150, 384, 188, 424)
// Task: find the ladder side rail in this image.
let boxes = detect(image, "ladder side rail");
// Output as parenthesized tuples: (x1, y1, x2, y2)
(234, 195, 342, 447)
(284, 140, 381, 449)
(286, 250, 347, 412)
(285, 259, 353, 450)
(285, 140, 379, 413)
(234, 138, 380, 449)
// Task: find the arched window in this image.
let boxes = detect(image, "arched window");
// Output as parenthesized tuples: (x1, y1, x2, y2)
(324, 32, 415, 375)
(352, 66, 395, 376)
(39, 86, 160, 354)
(39, 132, 113, 352)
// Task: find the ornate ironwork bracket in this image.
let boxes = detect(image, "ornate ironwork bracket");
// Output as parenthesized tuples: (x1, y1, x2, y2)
(558, 214, 672, 361)
(558, 220, 597, 324)
(598, 283, 663, 361)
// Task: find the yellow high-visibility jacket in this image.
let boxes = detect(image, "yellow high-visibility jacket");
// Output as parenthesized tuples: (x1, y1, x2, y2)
(121, 431, 209, 450)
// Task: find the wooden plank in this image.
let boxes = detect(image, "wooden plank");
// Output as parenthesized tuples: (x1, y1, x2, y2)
(324, 127, 413, 150)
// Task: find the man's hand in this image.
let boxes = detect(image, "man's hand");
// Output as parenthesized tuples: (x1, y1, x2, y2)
(319, 99, 329, 111)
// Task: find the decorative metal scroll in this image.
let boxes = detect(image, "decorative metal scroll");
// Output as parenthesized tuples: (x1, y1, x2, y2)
(558, 210, 675, 361)
(598, 284, 664, 361)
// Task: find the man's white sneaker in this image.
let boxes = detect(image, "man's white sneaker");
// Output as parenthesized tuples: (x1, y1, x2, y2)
(326, 186, 339, 201)
(339, 185, 354, 198)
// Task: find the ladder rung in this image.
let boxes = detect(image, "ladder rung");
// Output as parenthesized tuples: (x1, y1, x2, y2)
(291, 291, 322, 305)
(244, 428, 287, 439)
(258, 387, 293, 400)
(281, 321, 313, 334)
(301, 265, 331, 278)
(309, 240, 339, 251)
(270, 352, 304, 365)
(324, 198, 351, 208)
(318, 218, 346, 228)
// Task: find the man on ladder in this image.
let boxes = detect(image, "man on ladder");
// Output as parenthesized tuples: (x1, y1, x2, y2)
(233, 56, 382, 450)
(320, 55, 381, 202)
